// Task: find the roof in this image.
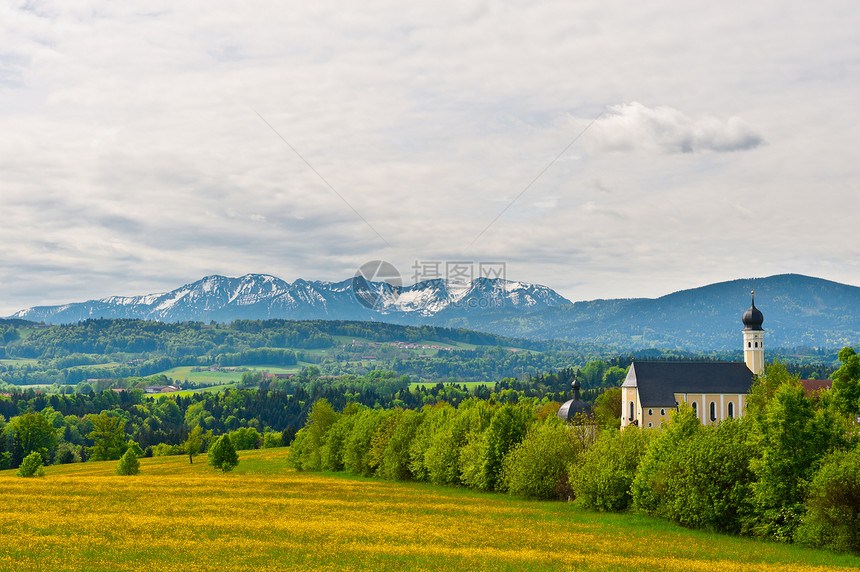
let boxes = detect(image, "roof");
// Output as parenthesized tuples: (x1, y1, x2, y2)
(742, 293, 764, 331)
(623, 361, 755, 407)
(800, 379, 832, 398)
(557, 398, 591, 421)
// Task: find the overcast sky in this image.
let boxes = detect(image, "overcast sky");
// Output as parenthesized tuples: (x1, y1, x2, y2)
(2, 1, 860, 315)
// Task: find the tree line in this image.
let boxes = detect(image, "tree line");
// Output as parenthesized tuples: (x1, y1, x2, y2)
(288, 349, 860, 555)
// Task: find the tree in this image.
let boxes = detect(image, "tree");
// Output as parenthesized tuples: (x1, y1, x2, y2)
(797, 447, 860, 554)
(631, 403, 700, 514)
(7, 412, 57, 467)
(87, 413, 126, 461)
(17, 451, 45, 477)
(831, 347, 860, 418)
(229, 427, 261, 451)
(208, 435, 239, 472)
(572, 426, 654, 512)
(593, 387, 623, 429)
(289, 399, 338, 471)
(500, 417, 581, 499)
(53, 443, 80, 465)
(656, 418, 756, 534)
(748, 375, 845, 541)
(115, 448, 140, 475)
(602, 366, 628, 387)
(479, 404, 532, 491)
(182, 426, 211, 464)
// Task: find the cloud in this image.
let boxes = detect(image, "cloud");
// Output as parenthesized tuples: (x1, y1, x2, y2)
(1, 1, 860, 314)
(588, 102, 763, 154)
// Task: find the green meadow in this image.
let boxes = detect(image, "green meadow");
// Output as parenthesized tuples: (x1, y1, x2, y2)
(1, 450, 857, 572)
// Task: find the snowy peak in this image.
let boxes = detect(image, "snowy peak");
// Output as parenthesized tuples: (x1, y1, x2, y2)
(9, 274, 571, 325)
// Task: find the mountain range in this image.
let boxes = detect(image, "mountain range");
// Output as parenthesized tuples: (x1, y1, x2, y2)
(8, 273, 860, 351)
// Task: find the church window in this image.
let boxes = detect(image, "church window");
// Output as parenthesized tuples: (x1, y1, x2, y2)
(755, 341, 758, 348)
(629, 401, 634, 421)
(648, 409, 653, 416)
(728, 402, 735, 418)
(691, 401, 698, 417)
(660, 409, 665, 416)
(748, 341, 751, 348)
(648, 422, 653, 428)
(710, 401, 717, 422)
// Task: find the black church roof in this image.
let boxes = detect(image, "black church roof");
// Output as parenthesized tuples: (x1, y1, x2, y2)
(623, 361, 755, 407)
(557, 398, 591, 421)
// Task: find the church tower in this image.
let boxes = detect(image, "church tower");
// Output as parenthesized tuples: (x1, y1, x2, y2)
(742, 291, 764, 375)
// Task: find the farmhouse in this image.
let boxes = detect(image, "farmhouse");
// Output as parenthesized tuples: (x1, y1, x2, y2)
(620, 293, 765, 429)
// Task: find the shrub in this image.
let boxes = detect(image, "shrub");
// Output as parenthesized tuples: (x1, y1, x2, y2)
(796, 447, 860, 554)
(263, 432, 283, 448)
(572, 427, 653, 512)
(659, 418, 756, 533)
(631, 404, 700, 514)
(500, 417, 581, 499)
(17, 451, 45, 477)
(152, 443, 182, 457)
(115, 449, 140, 476)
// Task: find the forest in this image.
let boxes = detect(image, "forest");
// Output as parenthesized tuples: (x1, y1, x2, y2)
(0, 318, 840, 391)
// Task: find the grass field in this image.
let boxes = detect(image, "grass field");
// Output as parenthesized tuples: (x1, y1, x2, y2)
(1, 451, 858, 571)
(0, 358, 38, 366)
(411, 380, 494, 389)
(156, 364, 303, 385)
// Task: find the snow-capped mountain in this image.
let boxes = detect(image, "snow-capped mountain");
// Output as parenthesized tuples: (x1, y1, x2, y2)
(8, 274, 572, 325)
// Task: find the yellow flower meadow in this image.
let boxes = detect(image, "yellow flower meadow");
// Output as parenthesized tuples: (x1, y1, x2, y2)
(0, 449, 857, 572)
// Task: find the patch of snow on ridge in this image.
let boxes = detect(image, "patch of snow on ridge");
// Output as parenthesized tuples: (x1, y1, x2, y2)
(154, 288, 192, 312)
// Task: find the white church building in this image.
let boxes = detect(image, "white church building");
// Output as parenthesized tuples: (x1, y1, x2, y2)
(620, 293, 765, 429)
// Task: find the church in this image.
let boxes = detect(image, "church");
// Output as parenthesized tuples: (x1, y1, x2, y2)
(619, 293, 764, 429)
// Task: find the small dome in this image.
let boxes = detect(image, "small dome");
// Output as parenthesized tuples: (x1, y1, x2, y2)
(557, 398, 591, 422)
(742, 291, 764, 331)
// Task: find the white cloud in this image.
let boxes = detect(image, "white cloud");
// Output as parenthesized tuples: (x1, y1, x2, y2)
(588, 102, 763, 154)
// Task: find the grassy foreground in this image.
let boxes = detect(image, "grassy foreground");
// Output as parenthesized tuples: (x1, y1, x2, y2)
(1, 450, 858, 572)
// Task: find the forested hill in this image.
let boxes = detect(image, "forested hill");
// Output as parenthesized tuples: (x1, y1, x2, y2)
(460, 274, 860, 350)
(7, 274, 860, 351)
(3, 318, 578, 357)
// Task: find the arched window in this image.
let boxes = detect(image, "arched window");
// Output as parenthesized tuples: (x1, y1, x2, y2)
(728, 402, 734, 418)
(648, 409, 653, 416)
(710, 401, 717, 422)
(748, 341, 751, 348)
(660, 408, 665, 416)
(754, 341, 758, 348)
(691, 401, 698, 418)
(629, 401, 635, 421)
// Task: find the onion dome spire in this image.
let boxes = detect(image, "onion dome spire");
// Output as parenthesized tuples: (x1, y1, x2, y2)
(742, 290, 764, 331)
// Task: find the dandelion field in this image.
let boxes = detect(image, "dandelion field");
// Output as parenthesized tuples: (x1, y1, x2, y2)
(1, 450, 858, 572)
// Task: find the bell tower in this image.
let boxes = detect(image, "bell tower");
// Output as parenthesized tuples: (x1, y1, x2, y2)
(742, 291, 764, 375)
